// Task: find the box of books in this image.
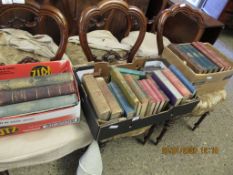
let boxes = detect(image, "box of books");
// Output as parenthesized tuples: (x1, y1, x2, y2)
(162, 42, 233, 95)
(75, 59, 199, 141)
(0, 60, 80, 137)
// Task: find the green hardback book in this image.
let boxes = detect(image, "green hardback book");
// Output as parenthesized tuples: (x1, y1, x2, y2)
(117, 67, 146, 79)
(0, 72, 74, 91)
(0, 94, 78, 118)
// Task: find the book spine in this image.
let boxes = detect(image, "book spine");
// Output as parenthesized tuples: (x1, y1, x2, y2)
(0, 94, 78, 118)
(0, 72, 74, 91)
(109, 82, 135, 119)
(0, 82, 75, 106)
(83, 74, 111, 121)
(111, 67, 139, 110)
(193, 42, 231, 71)
(177, 44, 209, 73)
(96, 77, 122, 119)
(168, 44, 204, 73)
(183, 44, 219, 72)
(162, 68, 192, 98)
(169, 65, 196, 95)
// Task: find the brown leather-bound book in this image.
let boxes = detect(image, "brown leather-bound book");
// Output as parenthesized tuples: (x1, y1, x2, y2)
(0, 82, 75, 106)
(168, 44, 205, 74)
(192, 42, 232, 71)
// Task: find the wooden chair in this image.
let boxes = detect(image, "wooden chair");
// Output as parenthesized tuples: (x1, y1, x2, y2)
(156, 3, 205, 55)
(66, 0, 147, 65)
(0, 0, 68, 62)
(0, 1, 92, 174)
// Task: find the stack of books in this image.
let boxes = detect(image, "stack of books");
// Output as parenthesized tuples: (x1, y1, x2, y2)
(82, 61, 196, 121)
(169, 42, 232, 74)
(0, 60, 80, 136)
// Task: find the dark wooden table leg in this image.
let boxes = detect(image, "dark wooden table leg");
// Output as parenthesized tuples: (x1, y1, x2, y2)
(136, 124, 156, 145)
(192, 112, 209, 131)
(151, 119, 174, 145)
(0, 171, 9, 175)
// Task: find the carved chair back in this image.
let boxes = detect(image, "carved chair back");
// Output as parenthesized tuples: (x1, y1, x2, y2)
(0, 0, 68, 61)
(156, 4, 205, 55)
(79, 0, 147, 63)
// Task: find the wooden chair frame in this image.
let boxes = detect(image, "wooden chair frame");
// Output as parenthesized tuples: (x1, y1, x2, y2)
(0, 0, 68, 61)
(79, 0, 147, 63)
(156, 4, 205, 55)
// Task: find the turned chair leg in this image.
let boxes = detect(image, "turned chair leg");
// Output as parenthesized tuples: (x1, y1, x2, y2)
(136, 124, 157, 145)
(151, 119, 174, 145)
(191, 112, 209, 131)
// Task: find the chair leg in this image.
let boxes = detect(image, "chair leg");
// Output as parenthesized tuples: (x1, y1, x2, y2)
(136, 124, 156, 145)
(191, 112, 209, 131)
(0, 171, 9, 175)
(151, 119, 174, 145)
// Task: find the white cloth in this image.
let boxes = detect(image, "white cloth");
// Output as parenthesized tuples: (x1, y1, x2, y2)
(121, 31, 171, 58)
(77, 141, 102, 175)
(0, 28, 68, 59)
(0, 119, 93, 171)
(68, 30, 130, 51)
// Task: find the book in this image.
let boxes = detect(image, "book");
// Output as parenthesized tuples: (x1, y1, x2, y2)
(96, 77, 123, 119)
(0, 72, 74, 91)
(109, 81, 135, 119)
(124, 75, 149, 117)
(111, 67, 140, 112)
(162, 68, 192, 99)
(192, 42, 231, 71)
(138, 80, 160, 115)
(151, 70, 183, 106)
(169, 65, 196, 95)
(0, 94, 78, 118)
(180, 44, 219, 73)
(0, 82, 75, 106)
(146, 78, 168, 113)
(168, 44, 205, 73)
(117, 67, 146, 79)
(0, 104, 80, 127)
(82, 74, 111, 121)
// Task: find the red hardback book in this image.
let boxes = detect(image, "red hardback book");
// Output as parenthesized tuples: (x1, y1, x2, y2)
(162, 68, 192, 99)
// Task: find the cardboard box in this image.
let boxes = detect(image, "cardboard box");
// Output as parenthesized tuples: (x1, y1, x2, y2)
(75, 59, 199, 141)
(162, 43, 233, 95)
(0, 60, 81, 136)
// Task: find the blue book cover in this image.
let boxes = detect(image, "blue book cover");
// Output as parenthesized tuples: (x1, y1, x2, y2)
(108, 82, 135, 118)
(169, 65, 196, 95)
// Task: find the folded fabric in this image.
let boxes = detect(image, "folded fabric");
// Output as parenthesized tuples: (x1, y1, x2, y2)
(0, 28, 68, 60)
(121, 31, 171, 58)
(68, 30, 130, 52)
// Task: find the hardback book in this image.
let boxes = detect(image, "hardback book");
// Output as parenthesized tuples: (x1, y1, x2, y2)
(169, 65, 196, 95)
(0, 94, 78, 118)
(192, 42, 232, 71)
(124, 75, 149, 117)
(0, 104, 80, 127)
(162, 68, 192, 99)
(168, 44, 205, 73)
(151, 70, 183, 106)
(82, 74, 111, 121)
(96, 77, 123, 119)
(111, 67, 140, 112)
(109, 81, 135, 119)
(181, 44, 219, 73)
(117, 67, 146, 79)
(138, 80, 160, 115)
(0, 82, 75, 106)
(0, 72, 74, 91)
(146, 78, 168, 113)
